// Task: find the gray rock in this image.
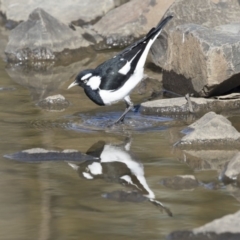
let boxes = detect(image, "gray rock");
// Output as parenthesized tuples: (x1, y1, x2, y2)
(167, 210, 240, 240)
(93, 0, 175, 48)
(220, 152, 240, 182)
(150, 0, 240, 97)
(140, 97, 240, 116)
(160, 175, 199, 190)
(5, 8, 92, 62)
(178, 112, 240, 145)
(37, 94, 70, 112)
(162, 24, 240, 97)
(0, 0, 117, 26)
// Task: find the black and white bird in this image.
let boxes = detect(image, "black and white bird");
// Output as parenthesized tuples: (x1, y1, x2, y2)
(68, 15, 173, 124)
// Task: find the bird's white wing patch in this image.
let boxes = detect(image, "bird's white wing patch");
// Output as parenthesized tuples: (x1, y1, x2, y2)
(118, 61, 131, 75)
(81, 73, 92, 80)
(86, 76, 101, 90)
(118, 50, 141, 75)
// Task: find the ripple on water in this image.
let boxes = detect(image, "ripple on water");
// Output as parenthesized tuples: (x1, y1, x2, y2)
(66, 111, 173, 133)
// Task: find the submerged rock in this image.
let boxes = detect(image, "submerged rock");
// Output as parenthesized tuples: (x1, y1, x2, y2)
(5, 8, 92, 63)
(150, 0, 240, 97)
(93, 0, 174, 48)
(178, 112, 240, 146)
(37, 94, 70, 112)
(160, 175, 199, 190)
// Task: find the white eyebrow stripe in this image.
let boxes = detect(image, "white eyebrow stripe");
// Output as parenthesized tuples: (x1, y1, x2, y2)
(81, 73, 92, 80)
(86, 76, 101, 90)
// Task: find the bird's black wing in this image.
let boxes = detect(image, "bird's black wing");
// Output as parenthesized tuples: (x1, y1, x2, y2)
(96, 15, 173, 91)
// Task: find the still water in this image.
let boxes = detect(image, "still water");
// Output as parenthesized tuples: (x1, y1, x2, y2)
(0, 55, 240, 240)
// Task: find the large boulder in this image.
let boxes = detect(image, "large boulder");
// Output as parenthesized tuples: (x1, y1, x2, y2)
(0, 0, 118, 26)
(150, 0, 240, 97)
(5, 8, 92, 62)
(93, 0, 175, 48)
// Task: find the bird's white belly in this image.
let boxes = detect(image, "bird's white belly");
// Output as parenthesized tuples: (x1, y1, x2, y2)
(99, 68, 144, 105)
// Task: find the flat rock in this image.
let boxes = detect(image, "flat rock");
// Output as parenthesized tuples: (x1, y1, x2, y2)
(93, 0, 174, 48)
(140, 96, 240, 116)
(5, 8, 92, 62)
(178, 112, 240, 145)
(0, 0, 118, 26)
(150, 0, 240, 97)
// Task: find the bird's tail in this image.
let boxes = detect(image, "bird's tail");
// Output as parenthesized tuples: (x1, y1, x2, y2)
(146, 15, 173, 40)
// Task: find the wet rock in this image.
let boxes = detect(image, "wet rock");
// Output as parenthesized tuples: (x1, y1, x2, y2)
(0, 0, 118, 26)
(160, 175, 199, 190)
(237, 174, 240, 187)
(140, 96, 240, 116)
(178, 112, 240, 146)
(167, 210, 240, 240)
(5, 8, 92, 63)
(220, 153, 240, 182)
(93, 0, 174, 48)
(37, 94, 70, 112)
(150, 0, 240, 97)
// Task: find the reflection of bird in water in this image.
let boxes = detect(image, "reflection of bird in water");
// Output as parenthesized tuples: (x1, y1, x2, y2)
(68, 139, 172, 216)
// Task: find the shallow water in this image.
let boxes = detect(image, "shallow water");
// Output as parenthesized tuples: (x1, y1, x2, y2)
(0, 55, 240, 240)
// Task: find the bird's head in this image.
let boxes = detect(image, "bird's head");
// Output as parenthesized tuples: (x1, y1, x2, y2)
(68, 69, 96, 89)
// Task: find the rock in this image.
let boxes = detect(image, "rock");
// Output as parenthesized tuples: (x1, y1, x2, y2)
(0, 0, 118, 26)
(160, 175, 199, 190)
(5, 8, 92, 63)
(237, 174, 240, 187)
(178, 149, 238, 171)
(37, 94, 70, 112)
(220, 152, 240, 182)
(93, 0, 174, 48)
(162, 24, 240, 97)
(178, 112, 240, 146)
(150, 0, 240, 97)
(167, 210, 240, 240)
(140, 96, 240, 116)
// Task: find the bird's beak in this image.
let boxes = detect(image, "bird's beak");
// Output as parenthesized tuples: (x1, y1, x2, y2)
(68, 81, 78, 89)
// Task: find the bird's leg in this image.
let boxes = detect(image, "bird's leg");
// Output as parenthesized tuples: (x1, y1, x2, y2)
(114, 96, 134, 124)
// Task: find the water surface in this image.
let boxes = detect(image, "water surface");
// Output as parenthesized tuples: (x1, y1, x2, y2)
(0, 57, 240, 240)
